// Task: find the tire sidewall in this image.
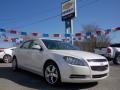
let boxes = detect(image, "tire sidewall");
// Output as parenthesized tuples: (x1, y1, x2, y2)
(3, 54, 12, 63)
(12, 58, 18, 71)
(44, 62, 61, 85)
(114, 52, 120, 65)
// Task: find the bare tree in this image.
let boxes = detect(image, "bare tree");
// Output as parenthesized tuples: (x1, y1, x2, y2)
(74, 24, 110, 52)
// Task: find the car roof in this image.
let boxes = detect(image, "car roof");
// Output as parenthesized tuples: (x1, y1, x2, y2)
(23, 38, 62, 42)
(5, 47, 16, 50)
(38, 38, 62, 41)
(110, 43, 120, 47)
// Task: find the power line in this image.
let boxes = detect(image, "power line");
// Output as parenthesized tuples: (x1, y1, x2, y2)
(12, 0, 101, 29)
(14, 14, 60, 29)
(79, 0, 100, 8)
(0, 0, 84, 22)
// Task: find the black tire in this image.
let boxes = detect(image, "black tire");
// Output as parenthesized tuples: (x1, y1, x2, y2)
(3, 54, 12, 63)
(106, 57, 112, 61)
(12, 57, 18, 71)
(44, 61, 61, 85)
(113, 53, 120, 65)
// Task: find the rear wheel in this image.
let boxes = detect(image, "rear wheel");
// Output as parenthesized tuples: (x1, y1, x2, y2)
(12, 57, 18, 71)
(44, 62, 60, 85)
(113, 53, 120, 65)
(3, 54, 12, 63)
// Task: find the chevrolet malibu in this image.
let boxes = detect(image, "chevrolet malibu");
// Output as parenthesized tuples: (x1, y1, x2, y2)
(12, 38, 109, 85)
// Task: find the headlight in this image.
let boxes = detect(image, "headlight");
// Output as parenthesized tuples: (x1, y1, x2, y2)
(63, 56, 88, 66)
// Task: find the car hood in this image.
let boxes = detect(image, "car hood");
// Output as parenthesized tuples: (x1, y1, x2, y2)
(50, 50, 106, 60)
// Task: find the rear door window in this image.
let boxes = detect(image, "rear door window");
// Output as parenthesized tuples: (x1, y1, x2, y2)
(20, 41, 32, 49)
(30, 40, 40, 49)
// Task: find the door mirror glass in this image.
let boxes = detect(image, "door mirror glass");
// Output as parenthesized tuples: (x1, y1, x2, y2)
(31, 45, 41, 50)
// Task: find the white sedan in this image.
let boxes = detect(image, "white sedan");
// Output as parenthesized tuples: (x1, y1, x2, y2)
(12, 38, 109, 85)
(0, 47, 16, 63)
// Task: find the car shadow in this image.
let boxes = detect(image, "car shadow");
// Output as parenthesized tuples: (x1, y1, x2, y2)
(0, 59, 3, 63)
(0, 64, 98, 90)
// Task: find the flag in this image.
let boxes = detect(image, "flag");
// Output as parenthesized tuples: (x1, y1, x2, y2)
(31, 33, 38, 36)
(86, 32, 91, 36)
(62, 38, 70, 42)
(4, 37, 11, 42)
(20, 32, 27, 35)
(96, 30, 101, 35)
(75, 33, 81, 37)
(0, 29, 6, 32)
(78, 37, 81, 41)
(105, 29, 111, 35)
(43, 34, 49, 37)
(1, 34, 6, 38)
(73, 38, 76, 41)
(65, 34, 71, 37)
(53, 34, 61, 37)
(113, 27, 120, 31)
(10, 30, 17, 34)
(11, 38, 16, 42)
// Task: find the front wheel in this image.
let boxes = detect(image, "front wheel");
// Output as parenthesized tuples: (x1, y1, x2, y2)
(3, 54, 12, 63)
(44, 62, 60, 85)
(12, 57, 18, 71)
(113, 53, 120, 65)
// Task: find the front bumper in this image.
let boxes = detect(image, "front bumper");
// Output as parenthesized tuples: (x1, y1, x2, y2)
(0, 52, 5, 59)
(59, 61, 109, 83)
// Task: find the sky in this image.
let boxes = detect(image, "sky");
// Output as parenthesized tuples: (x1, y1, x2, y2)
(0, 0, 120, 48)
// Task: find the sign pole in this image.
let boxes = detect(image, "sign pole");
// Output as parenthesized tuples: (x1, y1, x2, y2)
(70, 19, 73, 45)
(65, 19, 73, 45)
(61, 0, 77, 45)
(65, 20, 70, 42)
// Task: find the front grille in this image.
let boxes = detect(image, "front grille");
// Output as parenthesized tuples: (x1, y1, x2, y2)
(87, 59, 107, 62)
(91, 65, 108, 71)
(92, 73, 107, 78)
(70, 75, 87, 78)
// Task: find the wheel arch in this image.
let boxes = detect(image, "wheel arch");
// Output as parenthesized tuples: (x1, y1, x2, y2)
(43, 59, 61, 77)
(113, 52, 120, 65)
(13, 55, 17, 59)
(3, 54, 12, 57)
(115, 52, 120, 57)
(43, 59, 59, 71)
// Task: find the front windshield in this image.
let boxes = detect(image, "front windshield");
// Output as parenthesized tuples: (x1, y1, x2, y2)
(110, 44, 120, 47)
(42, 39, 79, 50)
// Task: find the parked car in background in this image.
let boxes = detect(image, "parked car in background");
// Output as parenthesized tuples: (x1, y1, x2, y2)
(0, 47, 16, 63)
(12, 38, 109, 85)
(94, 43, 120, 65)
(94, 47, 107, 57)
(106, 43, 120, 65)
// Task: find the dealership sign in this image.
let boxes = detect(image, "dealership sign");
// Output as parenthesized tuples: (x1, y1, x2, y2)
(62, 0, 77, 21)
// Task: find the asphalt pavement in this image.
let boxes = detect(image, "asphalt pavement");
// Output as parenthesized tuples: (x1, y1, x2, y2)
(0, 62, 120, 90)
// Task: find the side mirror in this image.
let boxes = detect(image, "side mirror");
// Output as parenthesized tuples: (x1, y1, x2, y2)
(31, 45, 42, 50)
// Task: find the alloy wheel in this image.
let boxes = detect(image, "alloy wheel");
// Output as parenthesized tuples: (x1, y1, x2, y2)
(3, 55, 11, 63)
(116, 55, 120, 65)
(44, 64, 59, 85)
